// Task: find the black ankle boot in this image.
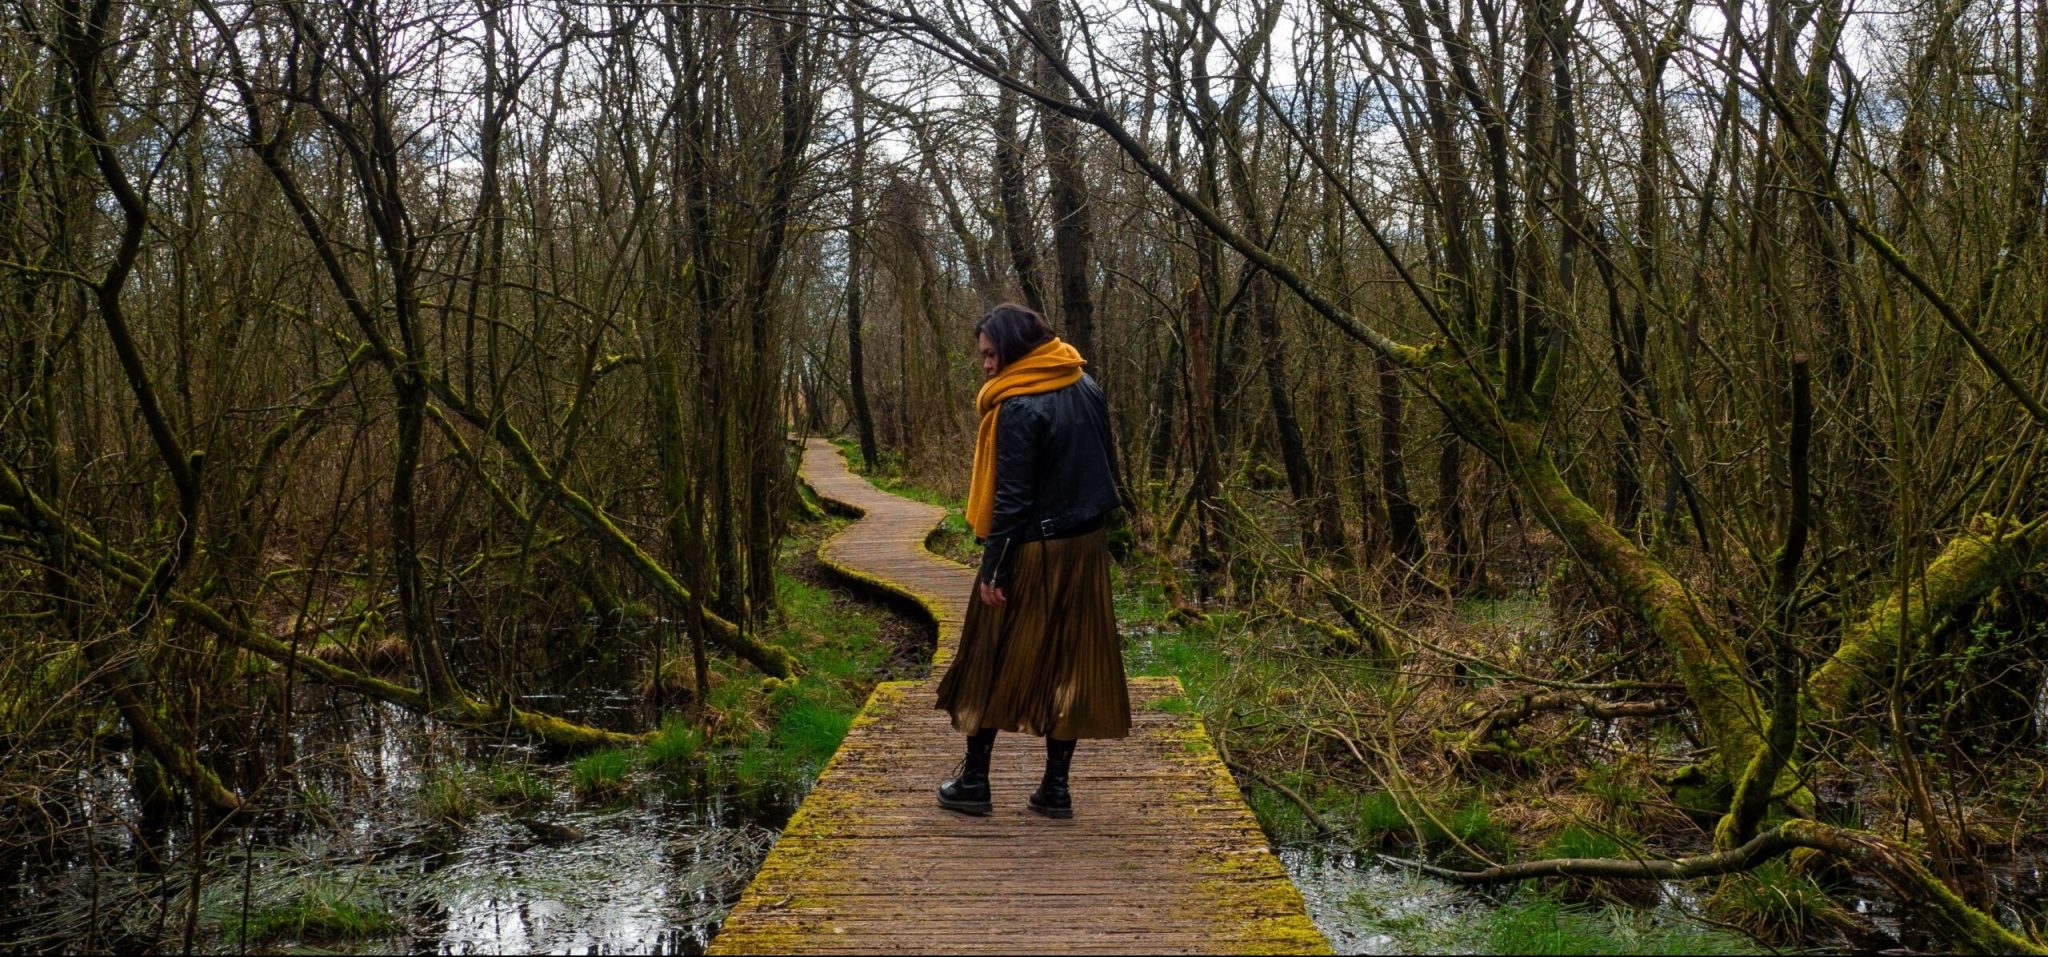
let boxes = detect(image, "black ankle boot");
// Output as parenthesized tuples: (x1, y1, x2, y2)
(1028, 737, 1075, 819)
(937, 728, 996, 815)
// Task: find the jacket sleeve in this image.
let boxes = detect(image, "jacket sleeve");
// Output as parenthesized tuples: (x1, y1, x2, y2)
(978, 397, 1044, 589)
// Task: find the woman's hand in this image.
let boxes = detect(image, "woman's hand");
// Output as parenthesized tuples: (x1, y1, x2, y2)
(978, 580, 1008, 607)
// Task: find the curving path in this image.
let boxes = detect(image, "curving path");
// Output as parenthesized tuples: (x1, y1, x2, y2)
(708, 438, 1329, 955)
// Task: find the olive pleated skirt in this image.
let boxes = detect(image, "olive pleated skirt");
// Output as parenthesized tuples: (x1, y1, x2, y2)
(935, 528, 1132, 739)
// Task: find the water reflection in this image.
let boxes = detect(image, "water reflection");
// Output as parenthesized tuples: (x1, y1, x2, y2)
(0, 687, 805, 954)
(1279, 844, 1472, 955)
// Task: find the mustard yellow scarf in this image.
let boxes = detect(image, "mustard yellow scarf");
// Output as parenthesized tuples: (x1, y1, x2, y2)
(967, 338, 1086, 538)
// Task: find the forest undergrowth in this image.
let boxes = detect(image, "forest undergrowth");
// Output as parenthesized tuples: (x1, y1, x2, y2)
(1168, 499, 2048, 952)
(877, 464, 2048, 954)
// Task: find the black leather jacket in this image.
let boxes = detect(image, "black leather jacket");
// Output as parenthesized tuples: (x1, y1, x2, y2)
(978, 373, 1121, 589)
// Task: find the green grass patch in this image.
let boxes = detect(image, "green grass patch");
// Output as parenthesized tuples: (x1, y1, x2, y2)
(1350, 791, 1414, 837)
(1708, 860, 1840, 942)
(706, 566, 885, 791)
(1124, 619, 1229, 690)
(569, 748, 633, 800)
(422, 763, 550, 824)
(772, 571, 882, 682)
(1455, 594, 1548, 629)
(1112, 570, 1170, 625)
(422, 769, 481, 825)
(1539, 824, 1631, 859)
(1437, 801, 1512, 856)
(1145, 694, 1194, 714)
(1580, 760, 1658, 828)
(1472, 897, 1757, 954)
(775, 695, 856, 771)
(726, 678, 859, 787)
(641, 716, 704, 772)
(1244, 783, 1315, 842)
(484, 766, 549, 806)
(229, 887, 395, 944)
(1323, 789, 1512, 857)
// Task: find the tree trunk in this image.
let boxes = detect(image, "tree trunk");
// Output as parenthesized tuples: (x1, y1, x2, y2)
(994, 42, 1046, 313)
(1031, 0, 1095, 356)
(846, 39, 880, 468)
(1378, 354, 1424, 564)
(1253, 275, 1341, 557)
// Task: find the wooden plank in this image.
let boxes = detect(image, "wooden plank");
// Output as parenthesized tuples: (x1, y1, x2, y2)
(708, 439, 1328, 954)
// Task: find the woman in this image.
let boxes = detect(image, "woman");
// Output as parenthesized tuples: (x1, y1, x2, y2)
(934, 303, 1130, 819)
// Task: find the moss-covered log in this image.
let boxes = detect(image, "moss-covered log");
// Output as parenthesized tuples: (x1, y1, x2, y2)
(1807, 516, 2048, 718)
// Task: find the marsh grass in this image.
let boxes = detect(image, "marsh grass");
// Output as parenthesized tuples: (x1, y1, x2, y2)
(423, 763, 551, 824)
(485, 766, 551, 806)
(571, 748, 634, 800)
(200, 864, 410, 947)
(1351, 791, 1413, 837)
(1121, 575, 1767, 954)
(1539, 824, 1632, 859)
(1708, 860, 1842, 942)
(707, 567, 892, 790)
(1145, 694, 1195, 714)
(423, 770, 481, 824)
(1470, 897, 1757, 954)
(234, 889, 395, 943)
(1578, 760, 1674, 831)
(643, 716, 705, 772)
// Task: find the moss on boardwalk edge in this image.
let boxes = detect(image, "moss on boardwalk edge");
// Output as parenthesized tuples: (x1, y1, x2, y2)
(796, 447, 964, 671)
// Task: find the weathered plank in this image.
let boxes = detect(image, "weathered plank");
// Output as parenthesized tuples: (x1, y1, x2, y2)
(708, 438, 1328, 954)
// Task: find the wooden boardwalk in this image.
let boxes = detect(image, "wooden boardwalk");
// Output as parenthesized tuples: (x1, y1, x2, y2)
(709, 438, 1328, 954)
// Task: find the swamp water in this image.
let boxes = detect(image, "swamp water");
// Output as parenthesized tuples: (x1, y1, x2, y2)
(1278, 844, 1761, 955)
(1279, 836, 2047, 954)
(1, 691, 805, 954)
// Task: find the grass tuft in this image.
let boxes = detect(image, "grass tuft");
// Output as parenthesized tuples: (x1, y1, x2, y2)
(775, 695, 856, 774)
(1708, 860, 1840, 942)
(1539, 824, 1629, 859)
(1580, 760, 1660, 829)
(422, 763, 549, 824)
(231, 888, 395, 944)
(422, 769, 480, 825)
(484, 766, 550, 806)
(642, 716, 705, 772)
(570, 748, 633, 801)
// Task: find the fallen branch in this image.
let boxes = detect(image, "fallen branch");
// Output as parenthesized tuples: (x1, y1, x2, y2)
(1459, 692, 1678, 750)
(1225, 757, 1341, 838)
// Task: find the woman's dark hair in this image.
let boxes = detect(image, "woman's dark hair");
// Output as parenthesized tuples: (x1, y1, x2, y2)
(974, 303, 1055, 367)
